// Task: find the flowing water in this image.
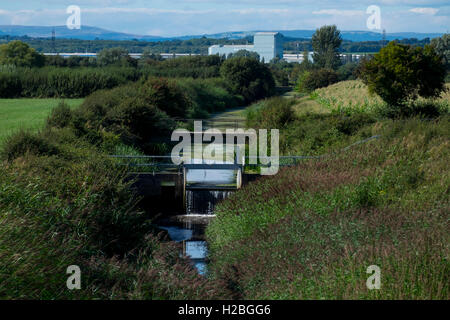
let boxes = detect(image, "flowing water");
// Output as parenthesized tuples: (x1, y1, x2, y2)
(157, 156, 237, 274)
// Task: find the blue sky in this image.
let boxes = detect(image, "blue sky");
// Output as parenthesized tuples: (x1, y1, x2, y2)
(0, 1, 448, 36)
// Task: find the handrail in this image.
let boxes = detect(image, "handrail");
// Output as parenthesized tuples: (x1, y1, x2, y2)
(109, 135, 382, 170)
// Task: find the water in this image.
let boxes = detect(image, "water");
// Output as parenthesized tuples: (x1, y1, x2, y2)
(186, 190, 234, 215)
(158, 217, 211, 275)
(157, 156, 238, 274)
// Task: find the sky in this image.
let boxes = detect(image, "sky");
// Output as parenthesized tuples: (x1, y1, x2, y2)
(0, 0, 448, 36)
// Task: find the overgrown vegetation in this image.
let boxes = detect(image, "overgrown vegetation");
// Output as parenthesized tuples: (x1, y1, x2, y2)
(207, 116, 449, 299)
(0, 66, 139, 98)
(1, 30, 448, 300)
(359, 42, 447, 107)
(312, 81, 450, 118)
(220, 56, 275, 103)
(0, 127, 231, 299)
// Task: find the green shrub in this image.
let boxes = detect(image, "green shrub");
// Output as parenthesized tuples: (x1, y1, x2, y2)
(301, 69, 338, 92)
(104, 96, 174, 148)
(176, 77, 243, 117)
(0, 72, 22, 98)
(140, 77, 190, 118)
(47, 102, 73, 128)
(247, 97, 294, 129)
(295, 71, 311, 93)
(335, 113, 376, 135)
(337, 62, 358, 81)
(376, 99, 448, 119)
(220, 56, 275, 103)
(1, 130, 60, 161)
(360, 42, 446, 107)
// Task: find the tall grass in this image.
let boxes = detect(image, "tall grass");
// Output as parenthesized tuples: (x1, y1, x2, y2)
(206, 116, 450, 299)
(0, 67, 140, 98)
(0, 127, 230, 299)
(313, 80, 450, 116)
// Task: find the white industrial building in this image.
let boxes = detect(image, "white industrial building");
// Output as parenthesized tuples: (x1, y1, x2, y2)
(208, 32, 284, 63)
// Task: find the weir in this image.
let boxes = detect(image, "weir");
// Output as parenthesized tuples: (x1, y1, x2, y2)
(112, 134, 381, 273)
(123, 149, 247, 215)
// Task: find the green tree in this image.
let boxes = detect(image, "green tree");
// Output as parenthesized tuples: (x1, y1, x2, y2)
(312, 25, 342, 70)
(0, 40, 44, 67)
(229, 49, 260, 61)
(430, 34, 450, 70)
(220, 56, 275, 103)
(360, 42, 446, 107)
(291, 50, 314, 84)
(97, 47, 136, 67)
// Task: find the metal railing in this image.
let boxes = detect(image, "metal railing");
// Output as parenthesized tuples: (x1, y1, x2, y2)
(109, 135, 382, 172)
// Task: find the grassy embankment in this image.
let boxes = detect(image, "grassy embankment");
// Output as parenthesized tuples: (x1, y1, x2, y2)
(206, 81, 449, 299)
(0, 77, 245, 299)
(0, 99, 83, 142)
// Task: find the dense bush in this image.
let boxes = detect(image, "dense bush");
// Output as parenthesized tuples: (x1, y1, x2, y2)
(220, 56, 275, 103)
(176, 77, 244, 118)
(246, 97, 295, 129)
(376, 99, 449, 119)
(47, 76, 243, 152)
(360, 42, 447, 106)
(47, 84, 174, 152)
(140, 77, 190, 118)
(1, 130, 60, 161)
(337, 62, 358, 81)
(46, 102, 74, 128)
(103, 96, 174, 147)
(297, 68, 339, 93)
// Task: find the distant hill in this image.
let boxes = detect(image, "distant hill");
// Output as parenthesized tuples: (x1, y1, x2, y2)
(0, 25, 444, 42)
(197, 30, 444, 41)
(0, 25, 165, 41)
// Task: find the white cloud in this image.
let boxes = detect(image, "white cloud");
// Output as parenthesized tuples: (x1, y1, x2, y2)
(312, 9, 364, 16)
(409, 7, 439, 15)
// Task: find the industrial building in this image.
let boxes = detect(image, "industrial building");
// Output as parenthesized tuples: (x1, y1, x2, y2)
(208, 32, 283, 63)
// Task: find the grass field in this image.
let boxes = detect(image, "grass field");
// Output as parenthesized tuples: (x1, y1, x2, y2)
(0, 99, 84, 143)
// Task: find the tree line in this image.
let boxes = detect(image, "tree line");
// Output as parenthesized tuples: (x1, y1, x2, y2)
(0, 34, 434, 55)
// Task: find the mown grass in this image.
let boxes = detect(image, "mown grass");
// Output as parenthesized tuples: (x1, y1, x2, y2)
(207, 108, 449, 299)
(0, 99, 83, 143)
